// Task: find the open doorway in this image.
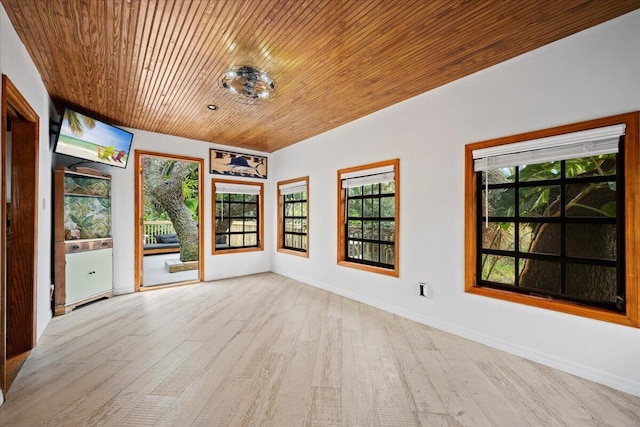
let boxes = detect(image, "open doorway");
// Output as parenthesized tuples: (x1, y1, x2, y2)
(1, 75, 39, 394)
(134, 151, 204, 290)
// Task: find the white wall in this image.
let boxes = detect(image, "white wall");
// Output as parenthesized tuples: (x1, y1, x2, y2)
(70, 129, 273, 294)
(0, 3, 55, 339)
(271, 10, 640, 396)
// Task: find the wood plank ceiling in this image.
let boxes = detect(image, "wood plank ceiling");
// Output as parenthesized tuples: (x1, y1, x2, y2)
(2, 0, 639, 153)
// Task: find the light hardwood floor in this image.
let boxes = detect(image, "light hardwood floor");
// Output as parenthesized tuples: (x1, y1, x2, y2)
(1, 272, 639, 426)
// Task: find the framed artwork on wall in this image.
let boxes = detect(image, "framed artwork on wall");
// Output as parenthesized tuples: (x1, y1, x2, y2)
(209, 148, 267, 179)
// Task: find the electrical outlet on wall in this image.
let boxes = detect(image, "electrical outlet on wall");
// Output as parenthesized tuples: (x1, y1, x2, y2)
(419, 282, 434, 299)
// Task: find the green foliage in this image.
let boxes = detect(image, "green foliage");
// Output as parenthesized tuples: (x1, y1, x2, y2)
(143, 158, 200, 221)
(483, 154, 617, 280)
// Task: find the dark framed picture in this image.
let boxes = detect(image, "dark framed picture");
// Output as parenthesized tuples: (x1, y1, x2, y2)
(209, 148, 267, 179)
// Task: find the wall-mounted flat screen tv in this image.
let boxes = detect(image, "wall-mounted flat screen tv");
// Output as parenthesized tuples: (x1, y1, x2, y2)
(54, 108, 134, 169)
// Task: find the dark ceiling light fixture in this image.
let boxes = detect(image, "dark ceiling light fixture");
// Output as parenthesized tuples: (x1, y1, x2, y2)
(220, 65, 276, 104)
(207, 104, 219, 111)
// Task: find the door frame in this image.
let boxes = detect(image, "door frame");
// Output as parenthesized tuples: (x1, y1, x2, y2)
(134, 150, 204, 291)
(1, 75, 39, 393)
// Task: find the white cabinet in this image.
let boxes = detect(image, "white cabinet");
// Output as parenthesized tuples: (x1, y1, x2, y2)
(65, 248, 113, 304)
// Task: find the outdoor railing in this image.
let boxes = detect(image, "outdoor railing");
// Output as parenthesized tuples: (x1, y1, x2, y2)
(143, 220, 176, 244)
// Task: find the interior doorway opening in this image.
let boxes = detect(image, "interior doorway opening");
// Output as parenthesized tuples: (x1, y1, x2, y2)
(134, 151, 204, 290)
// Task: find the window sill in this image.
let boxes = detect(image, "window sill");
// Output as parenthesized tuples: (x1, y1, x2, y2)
(277, 248, 309, 258)
(338, 260, 398, 277)
(466, 285, 637, 328)
(212, 246, 263, 255)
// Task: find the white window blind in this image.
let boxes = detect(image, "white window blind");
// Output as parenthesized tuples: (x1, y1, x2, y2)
(473, 124, 626, 172)
(279, 180, 307, 196)
(214, 182, 261, 195)
(340, 165, 395, 189)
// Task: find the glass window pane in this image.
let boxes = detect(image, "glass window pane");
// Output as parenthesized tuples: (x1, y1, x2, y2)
(519, 259, 561, 293)
(348, 199, 362, 217)
(302, 235, 307, 250)
(284, 218, 294, 232)
(565, 154, 616, 178)
(347, 240, 362, 259)
(301, 202, 307, 217)
(284, 233, 293, 247)
(484, 188, 515, 217)
(363, 220, 379, 240)
(284, 203, 293, 217)
(216, 201, 228, 217)
(284, 193, 295, 202)
(228, 193, 242, 202)
(216, 218, 230, 232)
(348, 186, 362, 197)
(348, 220, 362, 238)
(363, 242, 379, 263)
(481, 254, 515, 285)
(245, 233, 257, 246)
(483, 168, 516, 185)
(245, 204, 257, 217)
(245, 194, 258, 203)
(380, 243, 394, 265)
(482, 222, 514, 251)
(293, 202, 302, 216)
(381, 181, 395, 194)
(380, 197, 395, 218)
(230, 203, 243, 216)
(566, 183, 616, 217)
(362, 184, 379, 195)
(518, 162, 560, 182)
(519, 223, 560, 255)
(518, 185, 559, 217)
(565, 264, 617, 302)
(215, 234, 229, 248)
(380, 221, 395, 242)
(363, 198, 379, 218)
(229, 234, 243, 247)
(566, 224, 616, 260)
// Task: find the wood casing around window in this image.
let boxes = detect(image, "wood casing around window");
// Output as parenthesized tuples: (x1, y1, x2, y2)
(464, 112, 640, 327)
(277, 176, 309, 258)
(211, 178, 264, 255)
(337, 158, 400, 277)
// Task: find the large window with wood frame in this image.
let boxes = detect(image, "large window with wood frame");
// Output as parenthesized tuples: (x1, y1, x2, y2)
(337, 159, 399, 277)
(212, 179, 264, 254)
(277, 177, 309, 256)
(465, 112, 639, 327)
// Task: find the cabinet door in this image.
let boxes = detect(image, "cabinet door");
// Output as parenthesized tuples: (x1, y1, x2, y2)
(65, 248, 113, 303)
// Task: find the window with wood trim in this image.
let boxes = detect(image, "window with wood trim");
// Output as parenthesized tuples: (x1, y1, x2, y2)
(212, 179, 264, 254)
(465, 112, 639, 327)
(277, 177, 309, 256)
(337, 159, 399, 277)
